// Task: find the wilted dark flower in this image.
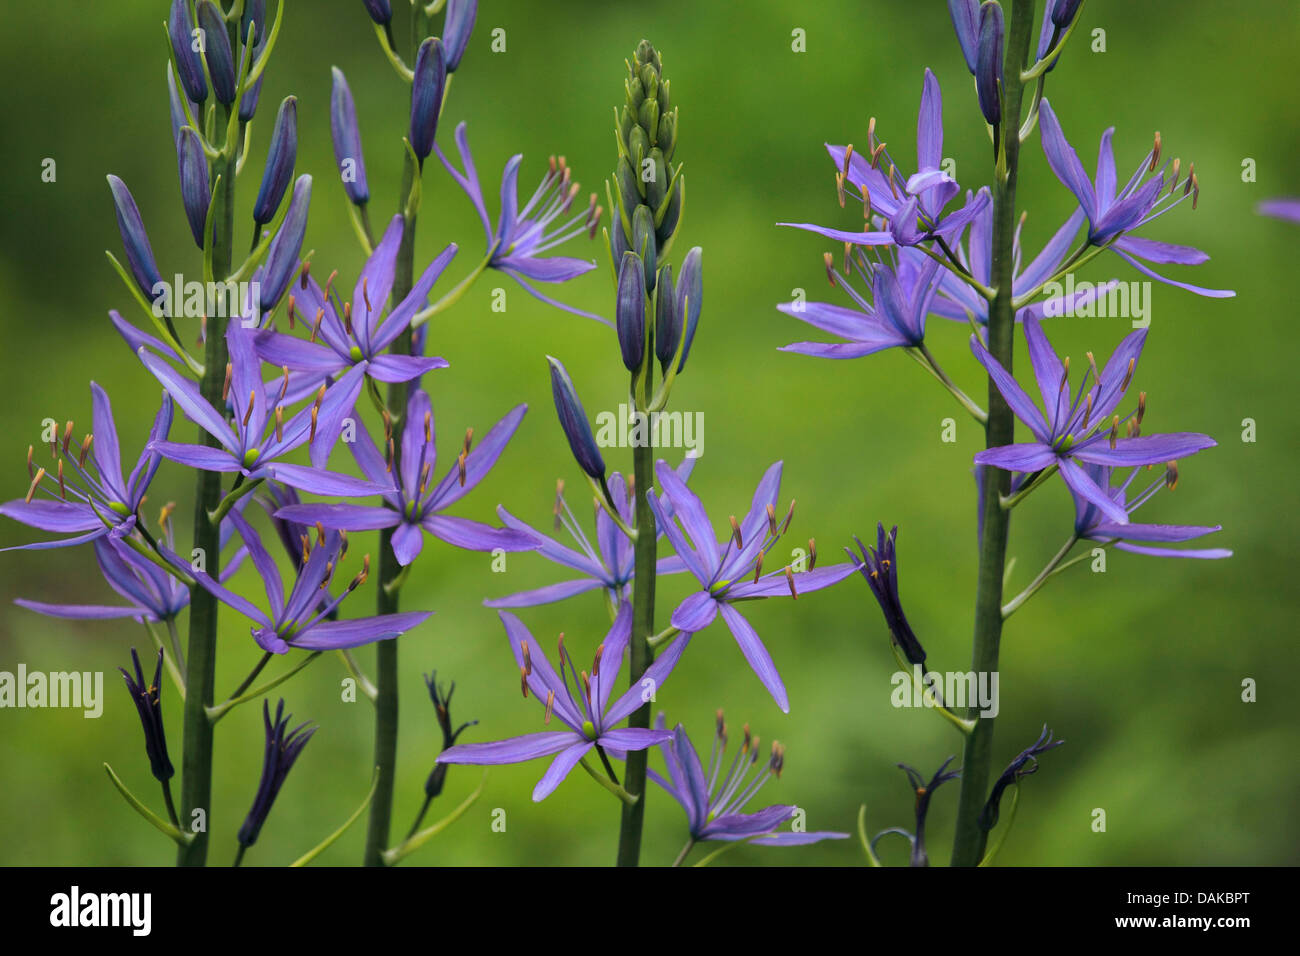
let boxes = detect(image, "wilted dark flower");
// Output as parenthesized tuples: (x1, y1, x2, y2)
(847, 524, 927, 667)
(422, 672, 477, 799)
(979, 725, 1065, 831)
(119, 648, 174, 782)
(237, 699, 316, 848)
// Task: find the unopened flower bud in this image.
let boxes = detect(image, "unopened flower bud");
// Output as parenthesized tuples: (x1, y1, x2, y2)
(196, 1, 237, 107)
(168, 0, 207, 105)
(107, 175, 164, 303)
(616, 253, 646, 372)
(409, 38, 447, 163)
(547, 356, 605, 480)
(675, 246, 703, 372)
(176, 127, 211, 249)
(976, 1, 1004, 127)
(260, 175, 312, 313)
(443, 0, 478, 72)
(253, 97, 298, 227)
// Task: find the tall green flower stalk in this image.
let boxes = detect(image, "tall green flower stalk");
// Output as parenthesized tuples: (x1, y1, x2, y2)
(610, 40, 683, 867)
(949, 0, 1038, 868)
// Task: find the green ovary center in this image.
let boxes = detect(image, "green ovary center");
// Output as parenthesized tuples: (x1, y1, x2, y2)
(349, 345, 364, 362)
(242, 448, 260, 468)
(581, 720, 596, 739)
(108, 501, 131, 516)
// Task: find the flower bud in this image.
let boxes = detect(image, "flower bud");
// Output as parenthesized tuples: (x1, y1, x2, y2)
(176, 127, 211, 249)
(196, 1, 237, 107)
(975, 1, 1004, 127)
(547, 356, 605, 480)
(166, 63, 195, 146)
(654, 263, 678, 369)
(260, 174, 312, 313)
(616, 253, 646, 372)
(363, 0, 392, 25)
(631, 204, 657, 292)
(238, 0, 267, 121)
(948, 0, 980, 72)
(409, 38, 447, 163)
(330, 67, 369, 205)
(1051, 0, 1083, 28)
(253, 97, 298, 226)
(675, 247, 703, 372)
(107, 175, 164, 302)
(443, 0, 477, 72)
(168, 0, 207, 105)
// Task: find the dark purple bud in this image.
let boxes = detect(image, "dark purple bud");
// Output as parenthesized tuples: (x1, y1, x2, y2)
(1051, 0, 1083, 28)
(253, 97, 297, 226)
(547, 356, 605, 480)
(238, 0, 267, 120)
(654, 262, 678, 369)
(107, 175, 164, 302)
(631, 204, 657, 292)
(168, 0, 207, 104)
(976, 2, 1004, 127)
(259, 174, 312, 312)
(166, 63, 192, 145)
(674, 246, 703, 372)
(409, 38, 447, 162)
(948, 0, 980, 72)
(363, 0, 392, 25)
(443, 0, 478, 72)
(176, 127, 211, 249)
(196, 1, 237, 107)
(330, 67, 369, 205)
(616, 252, 646, 372)
(237, 699, 315, 848)
(119, 648, 174, 782)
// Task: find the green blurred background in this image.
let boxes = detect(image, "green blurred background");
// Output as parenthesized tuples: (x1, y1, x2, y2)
(0, 0, 1296, 866)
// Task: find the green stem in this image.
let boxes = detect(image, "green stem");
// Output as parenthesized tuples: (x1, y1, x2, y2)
(1001, 535, 1076, 619)
(364, 153, 420, 867)
(950, 0, 1037, 869)
(616, 381, 658, 867)
(671, 839, 695, 867)
(176, 114, 238, 867)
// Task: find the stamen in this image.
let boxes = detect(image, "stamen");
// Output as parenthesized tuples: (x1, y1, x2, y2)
(287, 294, 297, 329)
(343, 301, 353, 335)
(785, 566, 798, 600)
(1121, 357, 1136, 391)
(25, 468, 45, 503)
(870, 141, 886, 170)
(309, 385, 326, 442)
(310, 309, 325, 344)
(242, 389, 256, 428)
(780, 499, 796, 534)
(729, 515, 743, 549)
(835, 171, 846, 208)
(78, 435, 92, 469)
(158, 501, 175, 528)
(338, 530, 348, 560)
(770, 741, 785, 777)
(1136, 391, 1147, 424)
(26, 445, 33, 477)
(362, 277, 371, 315)
(299, 260, 311, 289)
(544, 690, 555, 724)
(766, 503, 777, 535)
(519, 665, 530, 698)
(1168, 158, 1181, 195)
(1165, 461, 1179, 490)
(350, 554, 370, 589)
(753, 549, 765, 583)
(1058, 356, 1071, 393)
(57, 459, 66, 499)
(323, 269, 338, 301)
(61, 421, 74, 456)
(424, 410, 432, 444)
(885, 163, 899, 199)
(320, 562, 333, 588)
(385, 437, 395, 473)
(222, 363, 233, 402)
(808, 537, 818, 571)
(457, 450, 467, 487)
(823, 252, 836, 288)
(1109, 416, 1120, 450)
(592, 643, 604, 678)
(1149, 132, 1162, 172)
(278, 366, 291, 404)
(382, 409, 393, 442)
(1081, 391, 1093, 429)
(300, 533, 311, 565)
(315, 521, 326, 546)
(860, 183, 872, 222)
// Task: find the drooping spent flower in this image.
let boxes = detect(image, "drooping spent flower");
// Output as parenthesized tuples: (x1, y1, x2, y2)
(970, 314, 1216, 524)
(648, 460, 857, 712)
(847, 524, 927, 666)
(1, 386, 171, 551)
(237, 699, 316, 849)
(274, 388, 534, 565)
(422, 672, 477, 800)
(891, 758, 961, 867)
(119, 648, 174, 782)
(979, 725, 1065, 831)
(437, 122, 603, 322)
(650, 712, 848, 849)
(436, 605, 690, 801)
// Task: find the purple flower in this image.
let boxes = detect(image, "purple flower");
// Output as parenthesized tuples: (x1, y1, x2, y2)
(1258, 198, 1300, 223)
(16, 506, 247, 622)
(1037, 100, 1233, 298)
(436, 604, 690, 801)
(647, 460, 857, 713)
(1071, 461, 1231, 559)
(931, 193, 1117, 325)
(237, 699, 316, 849)
(970, 314, 1216, 525)
(273, 388, 534, 566)
(436, 122, 603, 322)
(779, 70, 989, 251)
(139, 324, 389, 497)
(778, 247, 942, 358)
(189, 510, 430, 654)
(1, 385, 171, 551)
(649, 712, 848, 848)
(487, 458, 696, 609)
(254, 217, 453, 402)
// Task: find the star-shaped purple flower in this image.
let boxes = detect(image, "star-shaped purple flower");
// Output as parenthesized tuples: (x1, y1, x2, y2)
(252, 215, 454, 402)
(486, 457, 696, 609)
(436, 604, 690, 802)
(139, 323, 389, 498)
(1038, 99, 1233, 299)
(274, 388, 533, 565)
(1071, 461, 1231, 559)
(436, 121, 603, 322)
(971, 314, 1216, 525)
(188, 510, 429, 654)
(1, 384, 171, 551)
(647, 460, 857, 713)
(780, 69, 989, 250)
(650, 712, 848, 849)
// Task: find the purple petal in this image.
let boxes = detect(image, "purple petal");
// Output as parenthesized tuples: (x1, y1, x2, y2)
(88, 383, 125, 499)
(597, 727, 672, 752)
(14, 599, 146, 621)
(670, 591, 720, 632)
(138, 349, 238, 451)
(719, 603, 789, 713)
(0, 500, 103, 534)
(150, 440, 241, 473)
(438, 731, 576, 766)
(500, 610, 582, 728)
(1059, 456, 1130, 525)
(646, 489, 707, 583)
(726, 562, 857, 599)
(254, 330, 346, 373)
(295, 610, 431, 650)
(604, 632, 691, 726)
(390, 520, 425, 566)
(1091, 520, 1223, 544)
(484, 577, 604, 609)
(307, 364, 369, 468)
(749, 830, 851, 846)
(1111, 247, 1235, 298)
(776, 221, 896, 247)
(968, 334, 1050, 441)
(264, 463, 390, 497)
(1113, 235, 1209, 266)
(427, 404, 527, 508)
(1073, 433, 1216, 466)
(354, 215, 404, 351)
(422, 514, 535, 554)
(1114, 541, 1233, 559)
(275, 502, 399, 532)
(654, 459, 719, 571)
(591, 602, 632, 717)
(1021, 314, 1067, 421)
(366, 353, 450, 384)
(532, 740, 594, 801)
(1038, 100, 1098, 223)
(972, 442, 1057, 472)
